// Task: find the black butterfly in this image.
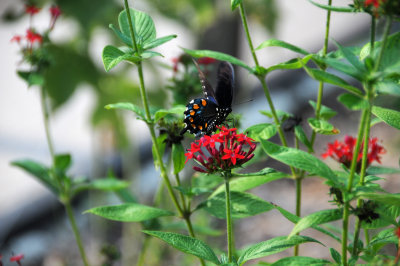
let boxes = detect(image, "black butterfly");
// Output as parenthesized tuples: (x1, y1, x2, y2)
(180, 60, 234, 136)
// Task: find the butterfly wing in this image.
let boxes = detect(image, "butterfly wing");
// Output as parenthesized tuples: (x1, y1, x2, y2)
(215, 61, 234, 109)
(192, 59, 217, 103)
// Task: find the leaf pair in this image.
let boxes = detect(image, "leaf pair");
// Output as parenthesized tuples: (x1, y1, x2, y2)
(103, 8, 177, 71)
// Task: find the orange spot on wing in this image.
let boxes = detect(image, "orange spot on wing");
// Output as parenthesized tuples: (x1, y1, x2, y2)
(201, 99, 207, 106)
(193, 104, 199, 110)
(191, 124, 196, 128)
(198, 125, 203, 130)
(190, 110, 195, 116)
(189, 117, 194, 122)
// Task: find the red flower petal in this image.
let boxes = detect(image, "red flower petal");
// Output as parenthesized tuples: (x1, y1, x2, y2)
(10, 254, 24, 262)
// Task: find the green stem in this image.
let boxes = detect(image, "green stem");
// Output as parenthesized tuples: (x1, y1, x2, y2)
(137, 235, 150, 266)
(224, 171, 234, 262)
(238, 3, 289, 151)
(374, 16, 392, 73)
(341, 108, 369, 265)
(65, 201, 89, 266)
(122, 2, 204, 265)
(174, 173, 187, 211)
(370, 16, 376, 52)
(40, 88, 55, 162)
(364, 228, 370, 246)
(293, 177, 302, 256)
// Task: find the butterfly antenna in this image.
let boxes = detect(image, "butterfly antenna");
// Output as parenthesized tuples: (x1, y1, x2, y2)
(233, 99, 253, 106)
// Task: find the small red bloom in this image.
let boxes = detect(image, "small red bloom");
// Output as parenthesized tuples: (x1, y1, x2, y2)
(10, 35, 22, 43)
(197, 57, 216, 65)
(10, 253, 24, 262)
(364, 0, 383, 8)
(50, 5, 61, 19)
(172, 57, 179, 73)
(25, 5, 40, 15)
(26, 29, 42, 44)
(322, 135, 385, 169)
(395, 227, 400, 239)
(184, 126, 256, 173)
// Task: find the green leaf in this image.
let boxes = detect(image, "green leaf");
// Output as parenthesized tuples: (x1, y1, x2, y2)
(203, 191, 274, 219)
(54, 154, 72, 172)
(289, 209, 342, 237)
(245, 123, 277, 142)
(102, 45, 140, 71)
(260, 140, 340, 185)
(182, 48, 254, 73)
(141, 50, 163, 59)
(267, 55, 313, 72)
(376, 81, 400, 96)
(333, 40, 366, 73)
(358, 193, 400, 207)
(231, 0, 242, 10)
(274, 205, 341, 243)
(375, 32, 400, 73)
(237, 236, 323, 265)
(142, 34, 177, 50)
(17, 71, 44, 86)
(270, 256, 331, 266)
(294, 126, 312, 151)
(85, 203, 173, 222)
(83, 178, 130, 191)
(256, 39, 309, 55)
(143, 230, 220, 264)
(309, 100, 337, 120)
(337, 93, 368, 110)
(308, 0, 356, 12)
(154, 105, 186, 122)
(211, 169, 288, 197)
(322, 57, 363, 80)
(109, 24, 132, 46)
(118, 8, 156, 48)
(172, 143, 185, 174)
(372, 106, 400, 130)
(330, 248, 341, 264)
(105, 102, 145, 119)
(368, 228, 399, 249)
(367, 166, 400, 175)
(308, 118, 340, 135)
(11, 159, 58, 194)
(303, 66, 363, 97)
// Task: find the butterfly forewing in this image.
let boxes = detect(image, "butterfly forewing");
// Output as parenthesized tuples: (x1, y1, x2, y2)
(215, 62, 234, 108)
(180, 60, 234, 136)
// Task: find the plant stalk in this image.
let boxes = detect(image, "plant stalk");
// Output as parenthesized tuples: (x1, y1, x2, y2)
(65, 201, 89, 266)
(341, 108, 369, 265)
(374, 16, 392, 73)
(224, 171, 234, 262)
(122, 2, 204, 265)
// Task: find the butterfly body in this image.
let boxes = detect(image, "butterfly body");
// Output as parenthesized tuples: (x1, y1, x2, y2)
(180, 61, 234, 136)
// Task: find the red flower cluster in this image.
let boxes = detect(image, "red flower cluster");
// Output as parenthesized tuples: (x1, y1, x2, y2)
(364, 0, 385, 8)
(172, 56, 216, 73)
(25, 29, 42, 44)
(25, 5, 41, 15)
(185, 126, 256, 173)
(10, 253, 24, 265)
(322, 135, 385, 169)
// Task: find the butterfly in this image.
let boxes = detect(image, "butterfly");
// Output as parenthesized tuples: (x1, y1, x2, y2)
(180, 60, 234, 136)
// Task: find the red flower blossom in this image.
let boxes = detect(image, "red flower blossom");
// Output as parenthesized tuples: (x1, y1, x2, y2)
(322, 135, 385, 169)
(364, 0, 384, 8)
(10, 253, 24, 264)
(197, 57, 216, 65)
(25, 29, 42, 44)
(184, 126, 256, 173)
(10, 35, 22, 43)
(395, 227, 400, 239)
(50, 5, 61, 19)
(25, 5, 40, 15)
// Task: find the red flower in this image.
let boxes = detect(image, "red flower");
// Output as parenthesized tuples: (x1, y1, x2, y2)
(50, 5, 61, 19)
(364, 0, 384, 8)
(25, 29, 42, 44)
(322, 135, 385, 169)
(395, 227, 400, 239)
(10, 35, 22, 43)
(10, 253, 24, 263)
(25, 5, 40, 15)
(197, 57, 216, 65)
(184, 126, 256, 173)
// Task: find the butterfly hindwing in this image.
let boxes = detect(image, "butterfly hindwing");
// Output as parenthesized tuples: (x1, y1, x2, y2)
(192, 59, 217, 101)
